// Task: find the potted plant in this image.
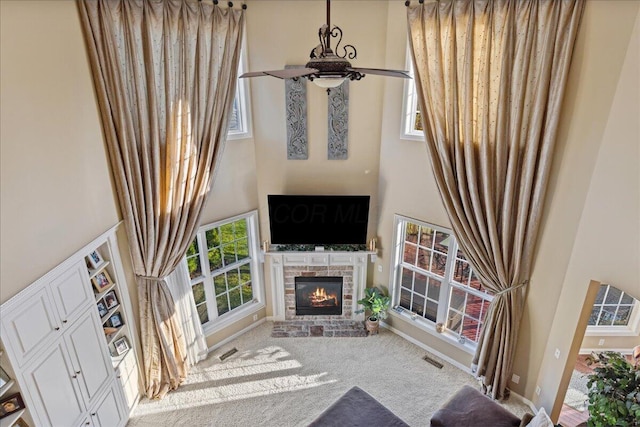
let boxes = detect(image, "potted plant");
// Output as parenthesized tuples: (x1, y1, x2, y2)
(585, 351, 640, 427)
(356, 287, 390, 335)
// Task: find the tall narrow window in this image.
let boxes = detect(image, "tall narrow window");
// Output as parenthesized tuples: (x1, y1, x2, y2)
(227, 33, 252, 140)
(401, 47, 424, 141)
(391, 215, 493, 348)
(185, 211, 263, 331)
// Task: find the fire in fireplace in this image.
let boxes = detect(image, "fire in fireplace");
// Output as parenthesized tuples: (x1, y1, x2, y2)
(295, 276, 343, 316)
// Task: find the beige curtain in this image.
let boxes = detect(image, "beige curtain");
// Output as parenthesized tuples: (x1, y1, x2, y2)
(78, 0, 244, 399)
(407, 0, 584, 399)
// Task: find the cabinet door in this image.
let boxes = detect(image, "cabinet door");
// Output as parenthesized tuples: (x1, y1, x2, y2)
(21, 341, 85, 427)
(0, 286, 60, 366)
(65, 310, 112, 403)
(49, 261, 93, 324)
(115, 350, 139, 411)
(89, 382, 126, 427)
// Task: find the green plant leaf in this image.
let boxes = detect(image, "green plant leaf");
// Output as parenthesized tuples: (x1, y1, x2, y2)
(586, 351, 639, 427)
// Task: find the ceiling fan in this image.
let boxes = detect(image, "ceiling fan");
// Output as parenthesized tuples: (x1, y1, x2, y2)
(240, 0, 411, 90)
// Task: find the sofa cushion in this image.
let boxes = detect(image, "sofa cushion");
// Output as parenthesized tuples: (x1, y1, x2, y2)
(525, 407, 554, 427)
(430, 385, 522, 427)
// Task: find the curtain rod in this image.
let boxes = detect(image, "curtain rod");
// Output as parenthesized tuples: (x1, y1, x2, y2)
(198, 0, 248, 9)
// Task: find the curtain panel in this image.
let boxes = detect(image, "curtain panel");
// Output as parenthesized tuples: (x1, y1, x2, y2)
(79, 0, 244, 399)
(407, 0, 584, 399)
(165, 261, 208, 366)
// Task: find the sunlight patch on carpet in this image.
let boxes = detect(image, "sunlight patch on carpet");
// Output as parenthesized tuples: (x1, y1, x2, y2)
(186, 359, 303, 383)
(132, 373, 337, 417)
(202, 346, 292, 372)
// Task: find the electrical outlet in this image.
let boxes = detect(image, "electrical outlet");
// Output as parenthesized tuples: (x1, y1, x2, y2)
(511, 374, 520, 384)
(253, 314, 258, 321)
(598, 339, 605, 346)
(535, 386, 541, 396)
(554, 348, 560, 359)
(377, 265, 383, 273)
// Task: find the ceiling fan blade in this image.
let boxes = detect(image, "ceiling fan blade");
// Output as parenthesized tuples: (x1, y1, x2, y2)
(349, 67, 411, 79)
(240, 68, 318, 79)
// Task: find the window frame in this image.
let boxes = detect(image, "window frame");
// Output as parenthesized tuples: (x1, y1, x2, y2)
(400, 46, 424, 141)
(585, 284, 640, 337)
(389, 214, 494, 353)
(227, 28, 253, 141)
(185, 210, 264, 335)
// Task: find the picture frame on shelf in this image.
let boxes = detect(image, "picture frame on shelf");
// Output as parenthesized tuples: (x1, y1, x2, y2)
(104, 290, 118, 310)
(114, 336, 130, 356)
(0, 365, 10, 388)
(107, 312, 123, 328)
(91, 270, 113, 293)
(87, 250, 104, 269)
(103, 326, 118, 337)
(0, 392, 25, 419)
(97, 300, 108, 318)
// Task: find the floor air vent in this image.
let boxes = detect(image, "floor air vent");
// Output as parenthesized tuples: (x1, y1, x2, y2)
(423, 355, 443, 369)
(219, 347, 238, 361)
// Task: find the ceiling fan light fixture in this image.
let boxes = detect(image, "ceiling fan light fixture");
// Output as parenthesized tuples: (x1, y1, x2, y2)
(311, 76, 347, 89)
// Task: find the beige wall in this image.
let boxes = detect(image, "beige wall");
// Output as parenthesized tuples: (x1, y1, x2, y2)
(244, 1, 389, 242)
(0, 0, 119, 303)
(581, 334, 640, 353)
(533, 4, 640, 413)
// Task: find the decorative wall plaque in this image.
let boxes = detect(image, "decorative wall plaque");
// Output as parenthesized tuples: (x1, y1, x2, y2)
(285, 65, 308, 160)
(328, 81, 349, 160)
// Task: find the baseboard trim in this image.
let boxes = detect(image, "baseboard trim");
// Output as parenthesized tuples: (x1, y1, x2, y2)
(206, 318, 267, 353)
(380, 321, 473, 375)
(580, 347, 632, 355)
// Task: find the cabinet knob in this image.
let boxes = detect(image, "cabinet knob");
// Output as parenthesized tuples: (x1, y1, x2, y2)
(72, 374, 77, 378)
(54, 327, 60, 331)
(86, 423, 90, 425)
(76, 371, 81, 375)
(63, 320, 68, 323)
(91, 413, 96, 416)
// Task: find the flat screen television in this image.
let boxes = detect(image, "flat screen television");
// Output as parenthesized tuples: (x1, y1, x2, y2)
(268, 195, 370, 245)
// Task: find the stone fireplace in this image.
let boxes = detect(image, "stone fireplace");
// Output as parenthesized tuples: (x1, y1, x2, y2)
(266, 251, 374, 337)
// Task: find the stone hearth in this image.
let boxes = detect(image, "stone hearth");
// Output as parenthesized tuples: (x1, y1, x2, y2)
(271, 320, 367, 338)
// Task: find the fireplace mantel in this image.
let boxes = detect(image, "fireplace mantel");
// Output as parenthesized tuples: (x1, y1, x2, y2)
(265, 251, 376, 321)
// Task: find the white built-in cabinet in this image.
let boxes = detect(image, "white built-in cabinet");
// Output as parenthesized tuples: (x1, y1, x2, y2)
(0, 225, 140, 427)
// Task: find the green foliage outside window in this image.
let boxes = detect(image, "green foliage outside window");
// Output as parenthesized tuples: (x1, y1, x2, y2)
(414, 111, 423, 131)
(190, 218, 254, 324)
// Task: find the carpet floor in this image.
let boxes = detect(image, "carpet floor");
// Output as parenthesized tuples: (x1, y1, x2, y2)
(564, 369, 590, 412)
(127, 321, 531, 427)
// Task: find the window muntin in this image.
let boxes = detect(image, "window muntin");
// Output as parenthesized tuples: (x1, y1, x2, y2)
(186, 211, 261, 328)
(392, 216, 493, 347)
(589, 284, 638, 327)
